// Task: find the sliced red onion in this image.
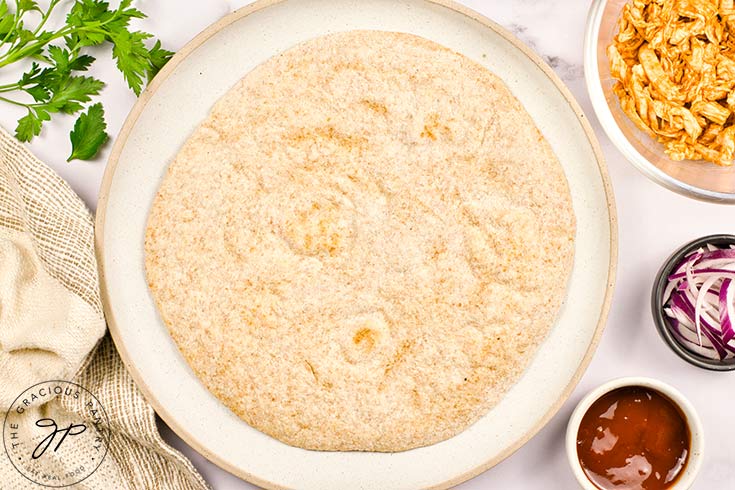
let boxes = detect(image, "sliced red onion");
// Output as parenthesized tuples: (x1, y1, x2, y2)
(668, 268, 735, 281)
(675, 287, 735, 354)
(722, 279, 735, 343)
(663, 244, 735, 361)
(695, 276, 719, 344)
(669, 292, 728, 353)
(700, 248, 735, 261)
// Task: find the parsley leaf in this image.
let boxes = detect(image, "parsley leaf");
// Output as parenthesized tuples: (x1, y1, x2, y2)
(147, 40, 173, 81)
(49, 75, 104, 113)
(0, 3, 13, 39)
(111, 29, 151, 96)
(0, 0, 171, 160)
(68, 103, 107, 161)
(17, 0, 40, 13)
(69, 53, 94, 71)
(25, 84, 49, 102)
(15, 107, 50, 142)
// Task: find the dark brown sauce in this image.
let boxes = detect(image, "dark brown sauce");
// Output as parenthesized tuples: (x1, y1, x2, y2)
(576, 386, 690, 490)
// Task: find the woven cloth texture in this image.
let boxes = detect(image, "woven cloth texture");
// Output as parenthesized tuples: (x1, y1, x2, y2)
(0, 127, 210, 490)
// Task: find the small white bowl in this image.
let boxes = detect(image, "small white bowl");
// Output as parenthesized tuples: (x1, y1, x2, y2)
(565, 377, 704, 490)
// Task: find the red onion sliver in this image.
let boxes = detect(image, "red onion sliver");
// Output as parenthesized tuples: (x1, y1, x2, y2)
(668, 269, 735, 281)
(700, 248, 735, 261)
(725, 279, 735, 344)
(667, 289, 734, 360)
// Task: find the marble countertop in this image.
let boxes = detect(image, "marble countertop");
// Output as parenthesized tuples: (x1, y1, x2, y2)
(2, 1, 733, 488)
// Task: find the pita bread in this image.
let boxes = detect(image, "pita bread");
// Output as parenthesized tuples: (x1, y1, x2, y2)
(145, 31, 575, 452)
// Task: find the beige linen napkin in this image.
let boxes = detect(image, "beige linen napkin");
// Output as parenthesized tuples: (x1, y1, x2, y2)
(0, 127, 210, 490)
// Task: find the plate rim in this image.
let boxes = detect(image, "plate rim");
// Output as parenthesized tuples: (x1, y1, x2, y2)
(94, 1, 619, 488)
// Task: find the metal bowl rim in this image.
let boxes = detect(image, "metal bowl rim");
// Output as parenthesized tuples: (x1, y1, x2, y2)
(651, 234, 735, 371)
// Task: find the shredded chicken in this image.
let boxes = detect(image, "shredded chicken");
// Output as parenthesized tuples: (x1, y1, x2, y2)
(609, 0, 735, 165)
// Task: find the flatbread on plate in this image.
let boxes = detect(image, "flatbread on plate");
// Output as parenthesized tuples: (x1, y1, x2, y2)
(144, 30, 575, 452)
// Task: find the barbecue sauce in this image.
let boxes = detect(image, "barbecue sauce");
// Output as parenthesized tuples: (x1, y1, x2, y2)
(576, 386, 690, 490)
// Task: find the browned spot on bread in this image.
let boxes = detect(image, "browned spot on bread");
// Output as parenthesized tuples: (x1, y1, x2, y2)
(377, 340, 415, 393)
(289, 125, 367, 153)
(431, 241, 447, 260)
(384, 340, 414, 378)
(412, 389, 421, 408)
(280, 194, 355, 257)
(353, 328, 377, 351)
(332, 60, 365, 72)
(361, 99, 388, 115)
(420, 113, 452, 140)
(304, 360, 319, 384)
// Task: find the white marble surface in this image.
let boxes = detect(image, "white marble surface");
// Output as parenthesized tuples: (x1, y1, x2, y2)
(2, 1, 733, 488)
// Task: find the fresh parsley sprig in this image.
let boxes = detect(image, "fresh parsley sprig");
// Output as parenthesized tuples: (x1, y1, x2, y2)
(0, 0, 172, 160)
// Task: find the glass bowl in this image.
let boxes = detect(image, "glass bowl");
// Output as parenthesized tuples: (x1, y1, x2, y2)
(584, 0, 735, 203)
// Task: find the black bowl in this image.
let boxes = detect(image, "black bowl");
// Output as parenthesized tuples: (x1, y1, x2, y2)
(651, 234, 735, 371)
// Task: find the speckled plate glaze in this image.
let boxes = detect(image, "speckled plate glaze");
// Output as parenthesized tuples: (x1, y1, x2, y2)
(95, 1, 617, 488)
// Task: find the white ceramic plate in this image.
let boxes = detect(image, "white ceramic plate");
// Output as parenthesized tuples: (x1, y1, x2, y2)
(96, 1, 617, 488)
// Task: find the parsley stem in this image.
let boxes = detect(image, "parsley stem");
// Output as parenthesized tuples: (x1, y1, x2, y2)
(0, 27, 72, 68)
(0, 19, 119, 69)
(0, 94, 28, 108)
(0, 3, 22, 46)
(32, 0, 62, 37)
(0, 82, 20, 91)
